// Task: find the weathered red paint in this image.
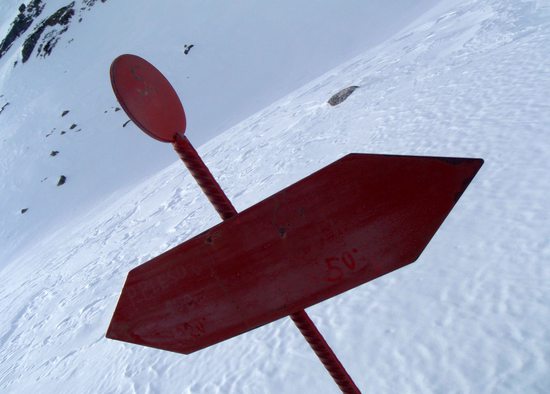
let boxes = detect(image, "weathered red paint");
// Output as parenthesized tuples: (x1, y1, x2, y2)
(106, 153, 483, 354)
(110, 54, 186, 142)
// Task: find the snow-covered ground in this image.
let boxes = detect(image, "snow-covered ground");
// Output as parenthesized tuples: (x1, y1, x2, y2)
(1, 0, 550, 392)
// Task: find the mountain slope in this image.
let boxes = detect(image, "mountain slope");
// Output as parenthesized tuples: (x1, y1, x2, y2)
(1, 0, 549, 393)
(0, 0, 439, 265)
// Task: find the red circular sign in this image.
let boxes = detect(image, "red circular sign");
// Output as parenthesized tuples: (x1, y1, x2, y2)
(110, 54, 186, 142)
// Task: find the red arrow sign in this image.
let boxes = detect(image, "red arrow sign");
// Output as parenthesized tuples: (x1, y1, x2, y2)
(107, 153, 482, 354)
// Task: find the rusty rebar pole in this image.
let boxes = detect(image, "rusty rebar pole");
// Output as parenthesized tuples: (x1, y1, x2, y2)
(173, 134, 237, 220)
(290, 310, 360, 394)
(172, 133, 361, 394)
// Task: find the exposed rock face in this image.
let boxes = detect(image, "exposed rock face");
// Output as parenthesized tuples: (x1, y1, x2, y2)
(57, 175, 67, 186)
(0, 0, 45, 60)
(0, 1, 109, 63)
(22, 2, 76, 63)
(81, 0, 107, 8)
(328, 86, 360, 106)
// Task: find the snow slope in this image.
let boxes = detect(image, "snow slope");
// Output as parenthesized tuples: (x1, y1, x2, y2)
(0, 0, 439, 265)
(1, 0, 550, 392)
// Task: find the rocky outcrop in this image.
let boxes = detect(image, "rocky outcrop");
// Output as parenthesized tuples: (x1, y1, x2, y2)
(22, 2, 76, 63)
(0, 1, 110, 64)
(0, 0, 45, 60)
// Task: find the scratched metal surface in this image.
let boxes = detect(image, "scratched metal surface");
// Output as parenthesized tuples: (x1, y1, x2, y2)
(107, 153, 483, 354)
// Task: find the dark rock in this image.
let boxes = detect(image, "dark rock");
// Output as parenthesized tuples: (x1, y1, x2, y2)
(69, 123, 77, 129)
(61, 110, 69, 116)
(60, 131, 66, 135)
(184, 44, 194, 55)
(21, 2, 75, 63)
(0, 0, 45, 60)
(57, 175, 66, 186)
(21, 208, 29, 214)
(114, 107, 121, 112)
(50, 150, 59, 156)
(0, 102, 9, 115)
(123, 120, 131, 127)
(328, 86, 359, 106)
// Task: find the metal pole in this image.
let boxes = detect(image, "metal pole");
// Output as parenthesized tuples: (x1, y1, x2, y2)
(172, 133, 361, 394)
(290, 310, 361, 394)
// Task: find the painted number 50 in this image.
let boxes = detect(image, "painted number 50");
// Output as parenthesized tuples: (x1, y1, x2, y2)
(324, 250, 358, 282)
